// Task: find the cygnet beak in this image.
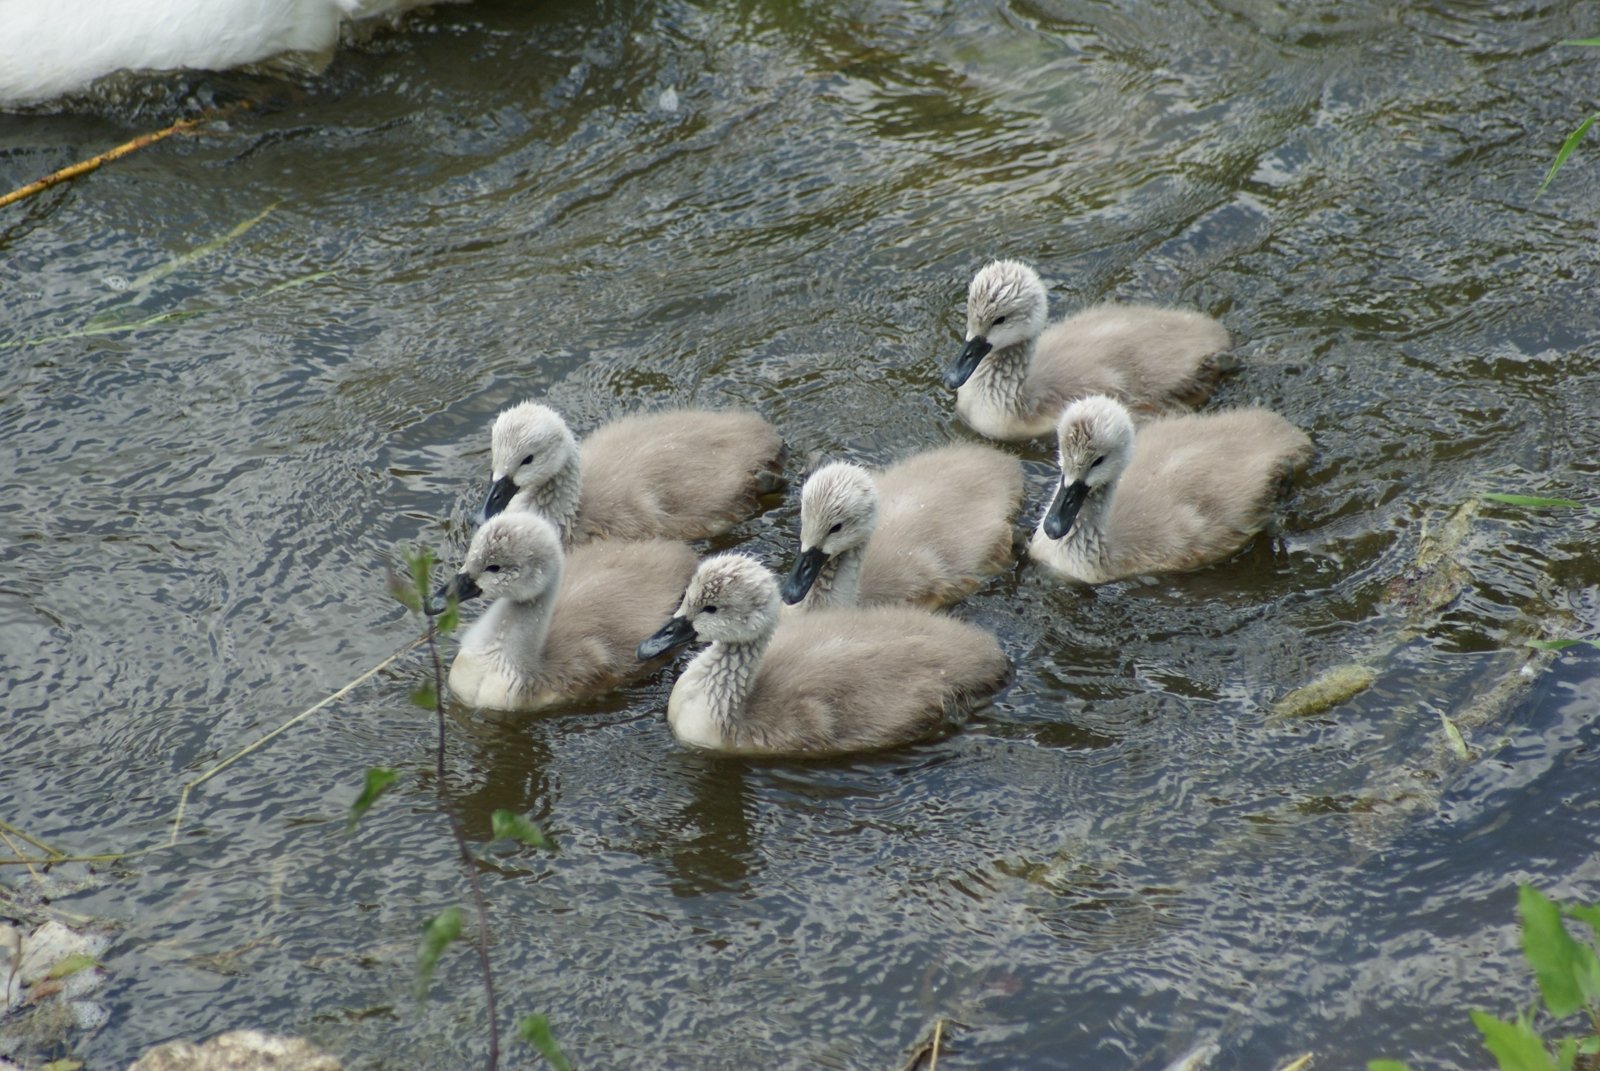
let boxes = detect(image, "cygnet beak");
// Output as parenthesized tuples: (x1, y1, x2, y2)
(434, 572, 483, 614)
(637, 615, 697, 661)
(479, 475, 517, 522)
(1042, 479, 1091, 541)
(944, 336, 993, 389)
(780, 547, 829, 605)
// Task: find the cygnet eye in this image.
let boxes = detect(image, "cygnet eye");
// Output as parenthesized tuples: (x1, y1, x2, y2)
(993, 315, 1007, 325)
(702, 605, 718, 614)
(521, 454, 534, 466)
(485, 564, 502, 573)
(1090, 456, 1105, 469)
(828, 522, 843, 535)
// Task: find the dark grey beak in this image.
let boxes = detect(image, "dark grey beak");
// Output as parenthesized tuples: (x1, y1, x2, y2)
(479, 475, 517, 522)
(435, 572, 482, 608)
(780, 547, 829, 605)
(637, 615, 697, 661)
(944, 336, 993, 389)
(1042, 479, 1091, 540)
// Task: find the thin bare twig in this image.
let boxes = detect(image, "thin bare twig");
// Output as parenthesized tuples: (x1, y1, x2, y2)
(0, 103, 249, 211)
(424, 616, 501, 1071)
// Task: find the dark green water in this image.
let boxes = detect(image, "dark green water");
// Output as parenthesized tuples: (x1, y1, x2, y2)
(3, 1, 1600, 1067)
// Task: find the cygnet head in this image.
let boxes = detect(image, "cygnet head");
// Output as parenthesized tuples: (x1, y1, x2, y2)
(437, 511, 566, 607)
(637, 554, 780, 660)
(1040, 395, 1136, 541)
(946, 259, 1051, 389)
(481, 402, 579, 520)
(781, 462, 879, 604)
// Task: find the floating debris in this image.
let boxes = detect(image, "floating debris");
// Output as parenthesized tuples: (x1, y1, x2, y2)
(0, 919, 111, 1064)
(1271, 663, 1378, 719)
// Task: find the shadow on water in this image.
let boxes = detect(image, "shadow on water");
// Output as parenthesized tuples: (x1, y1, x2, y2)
(3, 0, 1600, 1068)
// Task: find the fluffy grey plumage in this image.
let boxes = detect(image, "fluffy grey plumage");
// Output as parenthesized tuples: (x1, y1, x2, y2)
(949, 259, 1231, 441)
(446, 512, 698, 710)
(784, 444, 1024, 611)
(646, 554, 1010, 756)
(1028, 394, 1313, 583)
(484, 402, 785, 544)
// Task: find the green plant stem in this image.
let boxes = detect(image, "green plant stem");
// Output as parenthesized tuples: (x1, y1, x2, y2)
(425, 618, 500, 1071)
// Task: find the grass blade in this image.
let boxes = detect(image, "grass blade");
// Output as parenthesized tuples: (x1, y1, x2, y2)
(1481, 493, 1586, 509)
(1537, 112, 1600, 199)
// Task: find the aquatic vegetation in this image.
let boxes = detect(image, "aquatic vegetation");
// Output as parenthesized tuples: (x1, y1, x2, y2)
(361, 547, 569, 1071)
(1371, 887, 1600, 1071)
(1537, 39, 1600, 197)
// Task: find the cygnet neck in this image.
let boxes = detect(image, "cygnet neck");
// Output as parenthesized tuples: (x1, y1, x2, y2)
(795, 543, 866, 611)
(458, 575, 562, 689)
(513, 452, 582, 544)
(684, 618, 779, 730)
(962, 337, 1034, 416)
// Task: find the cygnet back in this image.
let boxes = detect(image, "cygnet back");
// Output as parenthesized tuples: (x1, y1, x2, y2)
(740, 605, 1011, 753)
(541, 538, 701, 696)
(576, 410, 785, 543)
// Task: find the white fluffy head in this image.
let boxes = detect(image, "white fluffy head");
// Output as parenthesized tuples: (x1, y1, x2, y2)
(1054, 394, 1136, 488)
(798, 462, 879, 554)
(965, 259, 1049, 350)
(490, 402, 579, 489)
(674, 553, 780, 645)
(461, 512, 565, 603)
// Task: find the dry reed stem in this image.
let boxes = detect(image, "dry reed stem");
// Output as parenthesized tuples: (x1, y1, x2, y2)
(897, 1018, 957, 1071)
(0, 638, 428, 868)
(0, 818, 64, 858)
(167, 637, 426, 847)
(0, 102, 248, 211)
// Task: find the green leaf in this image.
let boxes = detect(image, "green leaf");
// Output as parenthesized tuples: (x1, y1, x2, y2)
(1520, 886, 1600, 1016)
(1440, 712, 1470, 760)
(517, 1013, 573, 1071)
(1564, 904, 1600, 941)
(405, 547, 438, 614)
(1556, 1036, 1578, 1071)
(410, 683, 438, 710)
(1368, 1061, 1416, 1071)
(1562, 37, 1600, 46)
(47, 953, 96, 980)
(348, 767, 400, 832)
(415, 906, 463, 1001)
(386, 568, 422, 613)
(492, 810, 553, 850)
(1481, 493, 1587, 509)
(1527, 638, 1600, 652)
(436, 594, 460, 635)
(1537, 113, 1600, 199)
(1471, 1009, 1557, 1071)
(1576, 1037, 1600, 1055)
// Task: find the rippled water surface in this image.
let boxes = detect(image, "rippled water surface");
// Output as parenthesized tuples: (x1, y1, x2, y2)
(4, 1, 1600, 1068)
